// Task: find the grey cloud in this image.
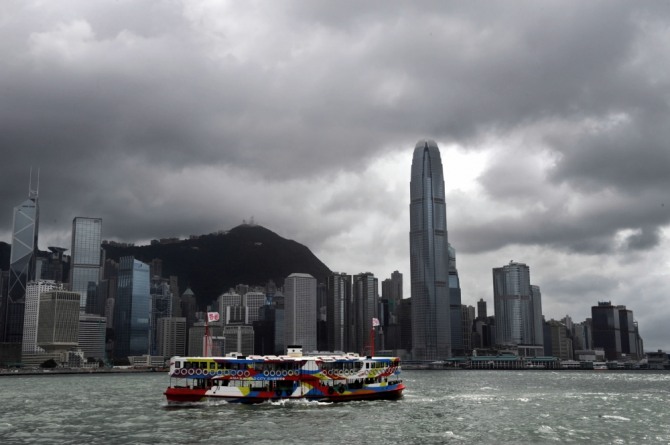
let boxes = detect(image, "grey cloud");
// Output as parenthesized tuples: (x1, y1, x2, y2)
(1, 1, 670, 348)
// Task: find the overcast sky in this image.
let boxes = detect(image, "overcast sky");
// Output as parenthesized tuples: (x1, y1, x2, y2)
(2, 1, 670, 351)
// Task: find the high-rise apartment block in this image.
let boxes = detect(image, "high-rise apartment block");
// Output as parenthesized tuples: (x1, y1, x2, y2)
(70, 217, 102, 311)
(283, 273, 317, 352)
(410, 139, 451, 360)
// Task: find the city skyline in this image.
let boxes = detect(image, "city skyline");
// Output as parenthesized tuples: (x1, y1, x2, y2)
(1, 2, 670, 351)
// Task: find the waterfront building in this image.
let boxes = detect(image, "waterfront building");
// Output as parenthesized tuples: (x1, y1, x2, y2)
(545, 319, 573, 360)
(283, 273, 317, 353)
(37, 290, 80, 353)
(381, 271, 403, 324)
(353, 272, 379, 355)
(493, 261, 543, 347)
(70, 217, 102, 311)
(448, 244, 463, 355)
(156, 317, 186, 358)
(398, 297, 413, 354)
(113, 257, 151, 359)
(180, 287, 197, 350)
(591, 302, 644, 360)
(410, 139, 451, 360)
(22, 280, 62, 354)
(243, 291, 266, 323)
(531, 285, 544, 346)
(573, 320, 592, 351)
(647, 350, 670, 370)
(187, 322, 224, 356)
(150, 277, 173, 355)
(1, 183, 39, 353)
(253, 304, 274, 355)
(223, 325, 254, 356)
(78, 313, 106, 360)
(102, 259, 119, 328)
(317, 282, 328, 351)
(326, 272, 352, 352)
(461, 305, 475, 354)
(273, 295, 285, 355)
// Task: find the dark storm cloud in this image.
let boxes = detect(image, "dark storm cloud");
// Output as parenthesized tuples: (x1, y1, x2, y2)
(1, 0, 669, 350)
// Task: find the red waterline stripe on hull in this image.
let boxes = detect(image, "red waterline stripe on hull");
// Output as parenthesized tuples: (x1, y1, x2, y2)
(164, 387, 208, 403)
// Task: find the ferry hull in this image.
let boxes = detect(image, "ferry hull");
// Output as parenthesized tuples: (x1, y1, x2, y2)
(165, 383, 405, 404)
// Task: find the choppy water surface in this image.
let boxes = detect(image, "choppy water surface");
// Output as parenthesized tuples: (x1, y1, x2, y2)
(1, 370, 669, 444)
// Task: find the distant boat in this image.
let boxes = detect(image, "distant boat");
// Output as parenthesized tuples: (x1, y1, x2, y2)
(164, 346, 405, 404)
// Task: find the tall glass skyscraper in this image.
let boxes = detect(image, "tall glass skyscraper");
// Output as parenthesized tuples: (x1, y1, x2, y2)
(410, 139, 451, 360)
(1, 185, 39, 347)
(493, 261, 543, 346)
(70, 217, 102, 311)
(113, 257, 151, 359)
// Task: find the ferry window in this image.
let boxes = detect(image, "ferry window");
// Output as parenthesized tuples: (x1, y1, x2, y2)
(175, 362, 181, 369)
(200, 362, 207, 368)
(217, 363, 223, 370)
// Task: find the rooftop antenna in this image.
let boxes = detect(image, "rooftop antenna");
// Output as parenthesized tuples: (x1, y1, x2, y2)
(29, 167, 40, 200)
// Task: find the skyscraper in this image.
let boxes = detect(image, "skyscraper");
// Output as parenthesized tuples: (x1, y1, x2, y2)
(591, 301, 644, 360)
(353, 272, 379, 355)
(381, 270, 403, 324)
(70, 217, 102, 311)
(37, 290, 81, 353)
(22, 280, 62, 354)
(156, 317, 186, 358)
(326, 272, 352, 352)
(283, 273, 317, 352)
(1, 181, 39, 348)
(113, 257, 150, 359)
(410, 139, 451, 360)
(150, 277, 172, 355)
(492, 261, 543, 346)
(448, 244, 463, 355)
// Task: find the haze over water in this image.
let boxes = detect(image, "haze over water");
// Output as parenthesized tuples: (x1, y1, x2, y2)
(1, 370, 669, 444)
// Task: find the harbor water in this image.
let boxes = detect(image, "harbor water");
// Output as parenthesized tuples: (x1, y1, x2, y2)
(1, 370, 669, 444)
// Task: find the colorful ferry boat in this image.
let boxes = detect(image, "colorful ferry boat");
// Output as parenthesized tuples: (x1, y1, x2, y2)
(164, 346, 405, 403)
